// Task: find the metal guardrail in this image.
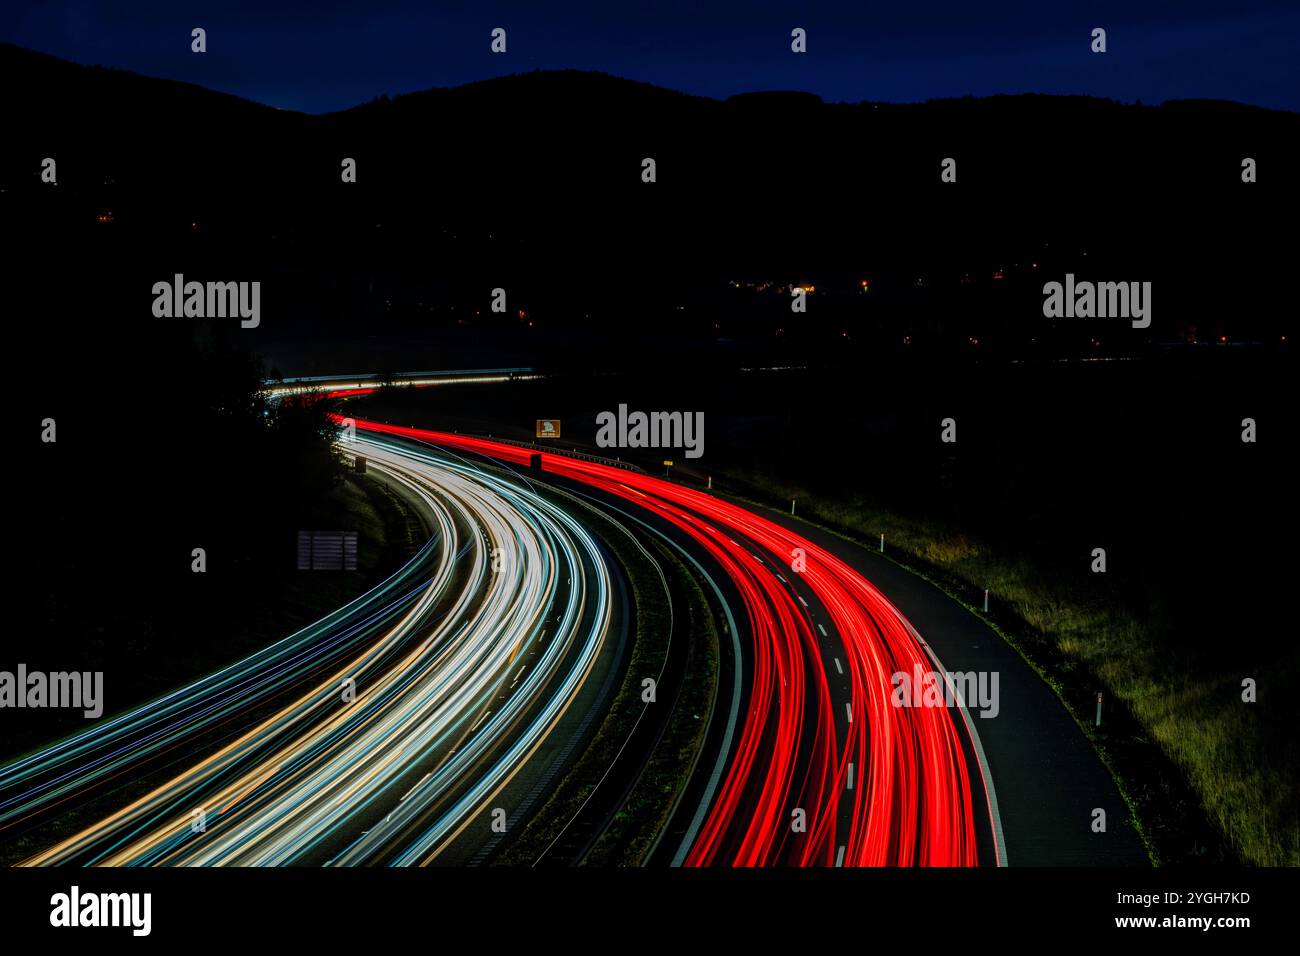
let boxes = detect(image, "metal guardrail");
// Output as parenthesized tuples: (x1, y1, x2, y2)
(467, 434, 646, 473)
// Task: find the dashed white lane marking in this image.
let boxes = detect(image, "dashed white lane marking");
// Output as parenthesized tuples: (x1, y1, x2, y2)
(846, 762, 855, 791)
(817, 623, 827, 637)
(845, 702, 852, 724)
(833, 658, 843, 674)
(835, 845, 846, 867)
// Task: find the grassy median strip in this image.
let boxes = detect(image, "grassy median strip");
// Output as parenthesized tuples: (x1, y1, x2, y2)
(724, 471, 1296, 868)
(494, 530, 718, 866)
(585, 554, 719, 866)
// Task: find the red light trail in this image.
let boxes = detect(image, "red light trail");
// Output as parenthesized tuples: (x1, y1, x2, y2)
(340, 418, 982, 867)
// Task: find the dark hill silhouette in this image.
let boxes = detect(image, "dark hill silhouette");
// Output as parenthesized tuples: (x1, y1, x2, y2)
(5, 42, 1295, 228)
(2, 40, 1295, 374)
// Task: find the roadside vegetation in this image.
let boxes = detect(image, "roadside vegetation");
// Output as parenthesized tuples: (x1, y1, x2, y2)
(724, 470, 1297, 867)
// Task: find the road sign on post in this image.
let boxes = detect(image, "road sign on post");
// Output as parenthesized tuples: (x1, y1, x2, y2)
(297, 531, 358, 571)
(536, 420, 561, 439)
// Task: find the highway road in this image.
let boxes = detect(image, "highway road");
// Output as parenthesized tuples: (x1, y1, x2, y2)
(347, 419, 999, 867)
(1, 437, 622, 866)
(1, 408, 1135, 867)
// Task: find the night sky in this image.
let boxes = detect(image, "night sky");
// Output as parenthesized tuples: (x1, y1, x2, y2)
(4, 1, 1297, 114)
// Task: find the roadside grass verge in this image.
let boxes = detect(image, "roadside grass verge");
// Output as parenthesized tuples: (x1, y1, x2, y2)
(723, 471, 1297, 867)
